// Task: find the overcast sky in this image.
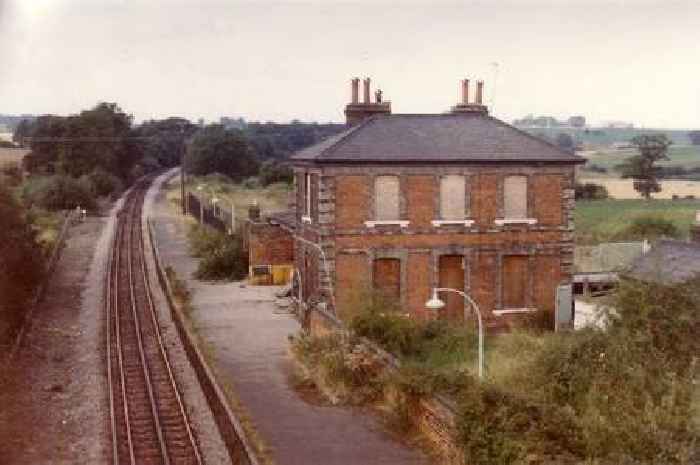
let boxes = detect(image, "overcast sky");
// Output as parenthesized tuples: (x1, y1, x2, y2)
(1, 0, 698, 128)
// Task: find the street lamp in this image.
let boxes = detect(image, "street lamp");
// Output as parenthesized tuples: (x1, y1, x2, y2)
(425, 287, 484, 380)
(196, 185, 205, 224)
(211, 197, 220, 218)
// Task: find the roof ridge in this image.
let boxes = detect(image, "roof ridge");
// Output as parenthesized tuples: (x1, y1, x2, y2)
(315, 116, 377, 159)
(485, 114, 584, 160)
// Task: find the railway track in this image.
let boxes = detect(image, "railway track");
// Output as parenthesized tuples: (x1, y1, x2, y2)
(106, 178, 202, 465)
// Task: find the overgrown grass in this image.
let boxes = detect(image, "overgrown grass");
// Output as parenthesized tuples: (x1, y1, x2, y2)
(292, 279, 699, 464)
(575, 199, 699, 244)
(166, 174, 291, 215)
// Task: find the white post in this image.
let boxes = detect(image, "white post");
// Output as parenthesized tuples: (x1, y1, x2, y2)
(231, 203, 236, 233)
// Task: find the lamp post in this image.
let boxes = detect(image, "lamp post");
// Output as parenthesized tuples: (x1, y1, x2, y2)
(211, 197, 220, 218)
(425, 287, 484, 380)
(196, 185, 205, 224)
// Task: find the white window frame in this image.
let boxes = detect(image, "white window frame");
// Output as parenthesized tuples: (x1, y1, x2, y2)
(301, 172, 312, 223)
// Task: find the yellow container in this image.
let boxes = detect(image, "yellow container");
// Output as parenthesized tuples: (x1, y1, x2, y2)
(271, 265, 294, 285)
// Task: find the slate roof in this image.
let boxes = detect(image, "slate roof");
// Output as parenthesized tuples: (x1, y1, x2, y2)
(628, 240, 700, 284)
(291, 113, 585, 164)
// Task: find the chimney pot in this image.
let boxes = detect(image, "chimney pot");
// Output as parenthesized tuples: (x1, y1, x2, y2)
(476, 80, 484, 105)
(351, 77, 359, 104)
(462, 79, 470, 104)
(363, 78, 371, 104)
(375, 89, 383, 103)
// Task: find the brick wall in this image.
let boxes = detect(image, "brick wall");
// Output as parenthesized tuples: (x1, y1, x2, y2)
(248, 222, 294, 267)
(406, 175, 436, 227)
(295, 164, 576, 323)
(335, 175, 370, 228)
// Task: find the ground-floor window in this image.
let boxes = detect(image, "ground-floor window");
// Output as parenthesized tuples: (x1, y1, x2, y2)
(502, 255, 529, 308)
(372, 258, 401, 302)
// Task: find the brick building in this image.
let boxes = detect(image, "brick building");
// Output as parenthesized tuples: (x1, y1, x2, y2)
(290, 78, 585, 327)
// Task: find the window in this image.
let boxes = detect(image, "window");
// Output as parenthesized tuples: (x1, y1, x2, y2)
(302, 172, 311, 222)
(503, 176, 527, 219)
(502, 255, 528, 308)
(374, 176, 400, 221)
(440, 175, 466, 220)
(373, 258, 401, 301)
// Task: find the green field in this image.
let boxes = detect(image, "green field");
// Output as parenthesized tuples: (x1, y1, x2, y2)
(575, 199, 699, 244)
(523, 126, 693, 146)
(580, 145, 700, 178)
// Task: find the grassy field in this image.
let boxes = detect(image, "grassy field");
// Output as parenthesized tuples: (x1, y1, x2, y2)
(575, 198, 699, 243)
(579, 145, 700, 177)
(165, 174, 292, 216)
(522, 126, 693, 146)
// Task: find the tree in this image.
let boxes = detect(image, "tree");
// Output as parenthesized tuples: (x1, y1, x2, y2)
(0, 184, 45, 339)
(555, 133, 574, 151)
(12, 119, 33, 147)
(619, 134, 671, 199)
(130, 117, 197, 168)
(568, 115, 586, 128)
(688, 130, 700, 145)
(23, 103, 137, 181)
(185, 124, 259, 180)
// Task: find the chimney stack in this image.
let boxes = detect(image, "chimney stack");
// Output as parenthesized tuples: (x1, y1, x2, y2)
(461, 79, 470, 105)
(451, 78, 488, 115)
(344, 76, 392, 125)
(476, 80, 484, 105)
(351, 78, 360, 104)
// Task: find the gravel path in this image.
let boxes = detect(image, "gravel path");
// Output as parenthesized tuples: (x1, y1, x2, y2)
(150, 171, 431, 465)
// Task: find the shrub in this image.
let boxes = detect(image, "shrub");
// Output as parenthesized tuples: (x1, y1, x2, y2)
(620, 215, 680, 240)
(188, 224, 248, 280)
(575, 182, 609, 200)
(80, 168, 124, 197)
(21, 175, 96, 211)
(290, 333, 385, 404)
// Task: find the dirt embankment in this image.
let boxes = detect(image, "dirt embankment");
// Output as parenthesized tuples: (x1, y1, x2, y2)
(0, 212, 111, 464)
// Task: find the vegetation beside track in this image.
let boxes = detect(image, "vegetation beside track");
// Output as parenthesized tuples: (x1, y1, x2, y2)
(291, 279, 699, 464)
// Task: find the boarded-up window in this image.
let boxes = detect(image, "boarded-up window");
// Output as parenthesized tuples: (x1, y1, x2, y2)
(374, 176, 400, 220)
(504, 176, 528, 219)
(440, 175, 466, 220)
(502, 255, 528, 308)
(373, 258, 401, 301)
(439, 255, 465, 321)
(304, 173, 311, 217)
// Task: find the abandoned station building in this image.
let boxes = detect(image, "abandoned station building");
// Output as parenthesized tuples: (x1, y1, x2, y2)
(250, 78, 584, 328)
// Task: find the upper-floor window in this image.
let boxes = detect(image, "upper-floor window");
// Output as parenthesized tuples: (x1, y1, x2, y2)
(374, 176, 400, 220)
(302, 172, 311, 221)
(503, 175, 528, 219)
(440, 175, 466, 220)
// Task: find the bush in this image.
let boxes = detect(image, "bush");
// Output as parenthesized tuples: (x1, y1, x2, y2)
(188, 224, 248, 280)
(20, 175, 96, 211)
(80, 168, 124, 197)
(620, 215, 680, 240)
(0, 184, 45, 343)
(575, 182, 609, 200)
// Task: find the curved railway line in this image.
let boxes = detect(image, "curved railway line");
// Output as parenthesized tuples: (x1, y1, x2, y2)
(106, 177, 202, 465)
